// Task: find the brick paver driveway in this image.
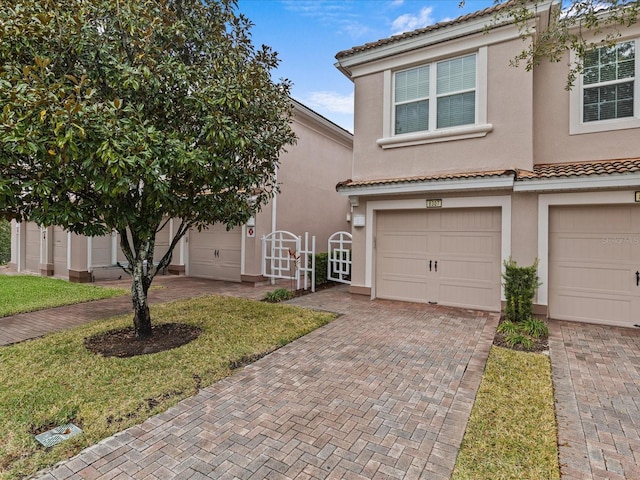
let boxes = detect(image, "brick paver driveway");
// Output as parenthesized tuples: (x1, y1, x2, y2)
(551, 320, 640, 480)
(36, 286, 498, 479)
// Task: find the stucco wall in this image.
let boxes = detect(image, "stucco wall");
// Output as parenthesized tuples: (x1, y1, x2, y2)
(350, 35, 535, 181)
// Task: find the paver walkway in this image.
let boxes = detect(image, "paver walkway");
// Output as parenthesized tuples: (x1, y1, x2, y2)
(550, 320, 640, 480)
(0, 276, 277, 346)
(32, 286, 499, 479)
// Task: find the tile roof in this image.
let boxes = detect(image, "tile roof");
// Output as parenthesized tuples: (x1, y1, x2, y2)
(335, 2, 512, 60)
(518, 158, 640, 179)
(336, 169, 515, 190)
(336, 158, 640, 191)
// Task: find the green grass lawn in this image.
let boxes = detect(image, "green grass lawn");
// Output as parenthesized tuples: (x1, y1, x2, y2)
(452, 346, 560, 480)
(0, 275, 127, 317)
(0, 295, 334, 480)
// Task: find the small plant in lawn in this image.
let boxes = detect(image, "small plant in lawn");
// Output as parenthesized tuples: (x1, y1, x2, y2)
(263, 288, 294, 303)
(522, 316, 549, 338)
(496, 320, 520, 336)
(504, 332, 534, 350)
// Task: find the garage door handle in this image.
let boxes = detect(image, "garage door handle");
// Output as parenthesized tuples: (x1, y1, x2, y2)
(435, 260, 437, 272)
(429, 260, 432, 272)
(636, 271, 639, 286)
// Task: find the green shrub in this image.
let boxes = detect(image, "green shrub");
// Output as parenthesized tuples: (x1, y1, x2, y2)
(263, 288, 293, 303)
(314, 252, 328, 286)
(0, 220, 10, 265)
(497, 320, 520, 335)
(522, 317, 549, 339)
(503, 258, 540, 323)
(504, 333, 534, 350)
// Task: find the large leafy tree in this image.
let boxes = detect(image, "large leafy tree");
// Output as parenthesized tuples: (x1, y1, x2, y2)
(0, 0, 296, 337)
(487, 0, 639, 87)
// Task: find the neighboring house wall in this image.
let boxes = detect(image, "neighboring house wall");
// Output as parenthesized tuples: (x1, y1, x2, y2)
(533, 21, 640, 164)
(336, 0, 640, 328)
(8, 100, 353, 285)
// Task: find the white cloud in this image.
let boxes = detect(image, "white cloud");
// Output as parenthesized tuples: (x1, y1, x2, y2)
(303, 91, 354, 115)
(391, 6, 435, 35)
(390, 0, 405, 6)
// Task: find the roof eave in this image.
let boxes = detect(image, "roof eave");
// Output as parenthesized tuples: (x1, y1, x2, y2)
(337, 176, 515, 197)
(335, 0, 557, 75)
(514, 172, 640, 192)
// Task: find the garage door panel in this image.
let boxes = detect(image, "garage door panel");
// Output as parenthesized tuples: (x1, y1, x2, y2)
(440, 233, 499, 256)
(554, 234, 634, 262)
(554, 263, 632, 293)
(439, 281, 499, 310)
(550, 205, 640, 326)
(189, 224, 241, 282)
(53, 227, 67, 276)
(25, 222, 40, 272)
(440, 258, 497, 282)
(376, 208, 501, 311)
(551, 206, 632, 233)
(378, 232, 429, 253)
(377, 277, 430, 302)
(440, 209, 501, 231)
(553, 290, 631, 324)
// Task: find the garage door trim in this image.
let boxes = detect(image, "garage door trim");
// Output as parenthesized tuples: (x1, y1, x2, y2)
(364, 195, 511, 301)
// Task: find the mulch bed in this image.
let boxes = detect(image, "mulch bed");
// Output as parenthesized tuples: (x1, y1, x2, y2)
(85, 323, 202, 358)
(492, 317, 549, 353)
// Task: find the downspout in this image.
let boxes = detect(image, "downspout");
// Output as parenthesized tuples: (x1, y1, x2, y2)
(16, 221, 22, 272)
(271, 165, 278, 234)
(270, 166, 278, 285)
(87, 236, 93, 281)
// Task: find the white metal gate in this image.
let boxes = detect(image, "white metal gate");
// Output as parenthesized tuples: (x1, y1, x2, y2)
(328, 231, 352, 284)
(262, 231, 316, 292)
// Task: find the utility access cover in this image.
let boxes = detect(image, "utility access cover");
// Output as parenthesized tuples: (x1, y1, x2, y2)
(35, 423, 82, 448)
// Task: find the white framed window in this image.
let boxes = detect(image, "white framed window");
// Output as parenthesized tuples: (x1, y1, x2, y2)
(570, 38, 640, 135)
(436, 55, 477, 128)
(394, 66, 430, 134)
(393, 54, 476, 135)
(380, 47, 491, 149)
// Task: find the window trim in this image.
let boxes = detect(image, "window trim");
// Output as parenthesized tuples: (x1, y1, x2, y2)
(569, 37, 640, 135)
(379, 46, 491, 149)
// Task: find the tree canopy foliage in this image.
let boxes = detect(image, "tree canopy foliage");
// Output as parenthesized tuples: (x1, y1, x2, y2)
(481, 0, 639, 87)
(0, 0, 296, 335)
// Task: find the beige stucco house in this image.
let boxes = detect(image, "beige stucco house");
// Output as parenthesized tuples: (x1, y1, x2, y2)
(9, 99, 353, 284)
(335, 1, 640, 328)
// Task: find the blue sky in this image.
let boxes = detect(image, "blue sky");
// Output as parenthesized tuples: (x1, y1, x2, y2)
(237, 0, 496, 132)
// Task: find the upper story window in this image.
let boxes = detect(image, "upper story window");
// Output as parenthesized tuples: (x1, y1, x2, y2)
(570, 38, 640, 135)
(380, 47, 491, 149)
(583, 41, 635, 122)
(394, 54, 476, 135)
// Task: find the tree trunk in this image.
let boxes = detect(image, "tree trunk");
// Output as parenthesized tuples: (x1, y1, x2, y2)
(131, 259, 152, 338)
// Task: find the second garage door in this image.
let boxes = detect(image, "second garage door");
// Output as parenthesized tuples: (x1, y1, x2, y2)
(189, 224, 241, 282)
(550, 204, 640, 327)
(376, 208, 501, 311)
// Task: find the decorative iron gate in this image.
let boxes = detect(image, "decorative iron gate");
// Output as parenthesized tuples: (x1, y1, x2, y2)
(262, 231, 316, 292)
(328, 231, 352, 284)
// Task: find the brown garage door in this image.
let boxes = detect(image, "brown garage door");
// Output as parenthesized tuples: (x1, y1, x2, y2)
(376, 208, 501, 311)
(550, 205, 640, 327)
(25, 222, 41, 273)
(53, 226, 68, 277)
(189, 223, 241, 282)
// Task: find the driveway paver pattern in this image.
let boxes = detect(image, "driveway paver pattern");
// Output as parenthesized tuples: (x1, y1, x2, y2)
(34, 286, 498, 479)
(550, 320, 640, 480)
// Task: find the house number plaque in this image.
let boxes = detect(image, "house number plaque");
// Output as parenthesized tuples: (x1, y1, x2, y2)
(426, 199, 443, 208)
(635, 191, 640, 203)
